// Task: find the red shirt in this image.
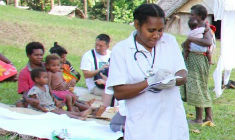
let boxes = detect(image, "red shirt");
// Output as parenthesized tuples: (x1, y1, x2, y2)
(17, 65, 34, 94)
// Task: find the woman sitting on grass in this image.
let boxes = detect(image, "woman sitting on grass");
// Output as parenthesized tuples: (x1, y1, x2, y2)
(27, 68, 91, 119)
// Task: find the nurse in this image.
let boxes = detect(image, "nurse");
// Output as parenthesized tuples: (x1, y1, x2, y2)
(106, 4, 189, 140)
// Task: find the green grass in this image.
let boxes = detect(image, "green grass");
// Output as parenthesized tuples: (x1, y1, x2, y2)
(0, 6, 134, 55)
(0, 5, 235, 140)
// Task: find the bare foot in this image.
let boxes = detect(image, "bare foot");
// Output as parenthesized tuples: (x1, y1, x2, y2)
(189, 119, 203, 124)
(203, 118, 213, 123)
(209, 61, 214, 65)
(86, 99, 95, 106)
(95, 106, 106, 117)
(80, 108, 92, 118)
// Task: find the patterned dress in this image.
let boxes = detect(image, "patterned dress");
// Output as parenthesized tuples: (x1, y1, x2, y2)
(181, 52, 212, 107)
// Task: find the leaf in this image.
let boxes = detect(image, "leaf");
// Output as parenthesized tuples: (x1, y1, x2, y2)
(201, 121, 216, 127)
(187, 113, 194, 118)
(191, 129, 200, 133)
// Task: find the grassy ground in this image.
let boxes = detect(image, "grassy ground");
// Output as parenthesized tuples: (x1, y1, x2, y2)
(0, 5, 235, 140)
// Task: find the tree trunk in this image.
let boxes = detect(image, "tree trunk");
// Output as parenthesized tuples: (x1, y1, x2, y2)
(106, 0, 110, 21)
(51, 0, 54, 9)
(14, 0, 18, 7)
(41, 0, 44, 10)
(83, 0, 87, 18)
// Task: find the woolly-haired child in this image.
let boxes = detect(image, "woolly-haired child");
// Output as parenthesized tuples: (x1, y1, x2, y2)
(27, 68, 91, 119)
(45, 54, 79, 111)
(49, 43, 95, 110)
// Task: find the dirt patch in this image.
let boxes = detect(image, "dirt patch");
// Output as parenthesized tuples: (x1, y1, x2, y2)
(0, 128, 37, 140)
(0, 21, 37, 48)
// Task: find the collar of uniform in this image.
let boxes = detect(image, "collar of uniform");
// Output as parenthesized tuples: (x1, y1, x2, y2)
(129, 31, 147, 52)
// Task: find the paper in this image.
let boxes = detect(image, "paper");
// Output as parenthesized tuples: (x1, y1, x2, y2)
(156, 76, 182, 84)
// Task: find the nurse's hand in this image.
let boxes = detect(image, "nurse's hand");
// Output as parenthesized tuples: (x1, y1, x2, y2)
(146, 73, 159, 86)
(150, 79, 176, 90)
(146, 69, 173, 86)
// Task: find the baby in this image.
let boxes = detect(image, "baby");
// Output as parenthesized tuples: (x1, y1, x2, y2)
(185, 18, 212, 64)
(27, 68, 91, 119)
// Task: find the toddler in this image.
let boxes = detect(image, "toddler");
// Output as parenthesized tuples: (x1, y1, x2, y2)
(185, 18, 212, 64)
(49, 42, 81, 83)
(49, 42, 95, 110)
(45, 54, 77, 111)
(27, 68, 91, 119)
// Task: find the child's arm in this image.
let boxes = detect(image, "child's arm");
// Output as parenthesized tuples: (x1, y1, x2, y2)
(28, 94, 48, 112)
(47, 72, 52, 93)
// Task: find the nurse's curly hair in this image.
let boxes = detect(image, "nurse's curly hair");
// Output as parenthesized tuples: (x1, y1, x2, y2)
(133, 4, 165, 26)
(191, 4, 208, 20)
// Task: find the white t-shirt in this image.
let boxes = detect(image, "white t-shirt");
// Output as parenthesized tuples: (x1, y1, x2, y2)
(106, 31, 189, 140)
(80, 49, 111, 91)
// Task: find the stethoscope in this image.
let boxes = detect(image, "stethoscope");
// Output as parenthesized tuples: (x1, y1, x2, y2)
(133, 35, 156, 77)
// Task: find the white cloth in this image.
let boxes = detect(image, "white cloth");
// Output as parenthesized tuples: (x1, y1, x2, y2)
(0, 107, 122, 140)
(188, 27, 205, 38)
(223, 69, 232, 85)
(213, 0, 235, 97)
(214, 0, 235, 21)
(106, 31, 189, 140)
(188, 27, 207, 52)
(80, 49, 111, 92)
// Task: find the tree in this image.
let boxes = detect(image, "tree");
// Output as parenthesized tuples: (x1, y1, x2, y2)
(106, 0, 110, 21)
(84, 0, 87, 18)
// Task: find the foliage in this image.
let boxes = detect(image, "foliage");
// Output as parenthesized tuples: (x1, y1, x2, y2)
(88, 1, 106, 20)
(112, 0, 144, 23)
(27, 0, 51, 11)
(60, 0, 83, 9)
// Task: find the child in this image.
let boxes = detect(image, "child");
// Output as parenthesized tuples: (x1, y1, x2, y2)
(27, 68, 91, 119)
(49, 42, 95, 110)
(184, 18, 212, 64)
(49, 42, 81, 84)
(45, 54, 77, 111)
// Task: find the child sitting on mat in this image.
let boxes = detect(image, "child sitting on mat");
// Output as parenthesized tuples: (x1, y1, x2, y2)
(27, 68, 91, 119)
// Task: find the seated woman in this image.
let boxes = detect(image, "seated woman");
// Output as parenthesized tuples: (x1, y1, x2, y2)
(0, 53, 17, 82)
(16, 42, 45, 108)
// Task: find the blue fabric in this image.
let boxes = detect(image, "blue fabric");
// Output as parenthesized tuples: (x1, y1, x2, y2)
(190, 43, 207, 52)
